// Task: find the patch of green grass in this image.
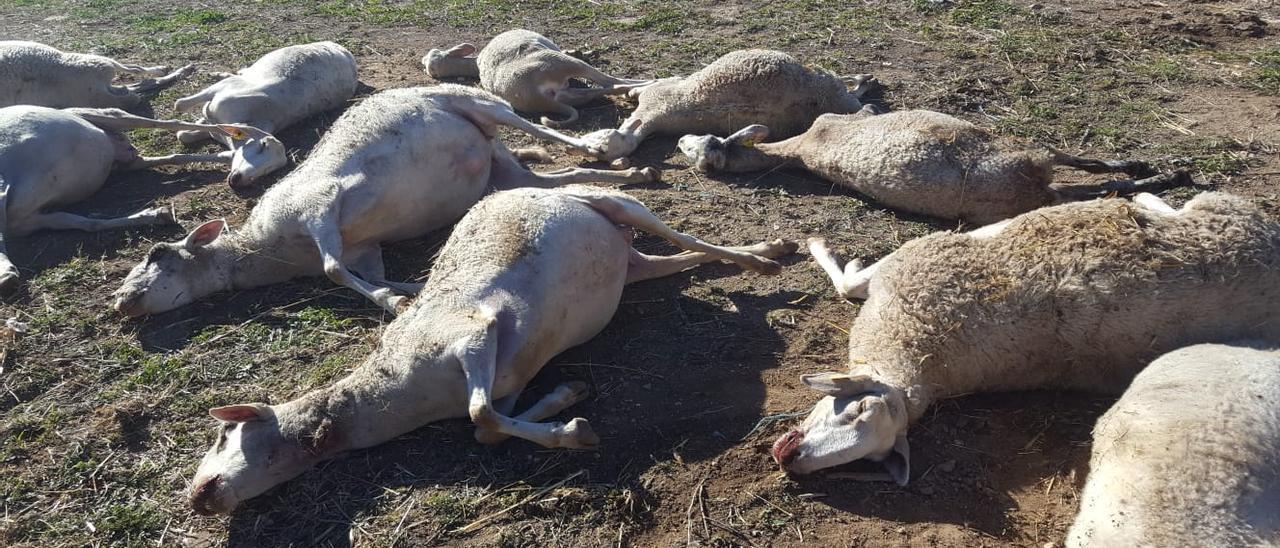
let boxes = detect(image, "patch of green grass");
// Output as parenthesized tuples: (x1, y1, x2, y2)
(31, 256, 104, 293)
(948, 0, 1020, 29)
(96, 501, 165, 544)
(604, 6, 686, 35)
(1132, 56, 1189, 81)
(1255, 48, 1280, 94)
(132, 8, 228, 32)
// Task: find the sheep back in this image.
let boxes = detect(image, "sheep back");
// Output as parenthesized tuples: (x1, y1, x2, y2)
(1067, 342, 1280, 547)
(636, 49, 861, 138)
(850, 193, 1280, 412)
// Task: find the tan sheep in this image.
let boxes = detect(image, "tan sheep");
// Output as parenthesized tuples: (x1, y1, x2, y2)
(423, 29, 651, 127)
(773, 192, 1280, 483)
(678, 109, 1189, 224)
(580, 49, 873, 162)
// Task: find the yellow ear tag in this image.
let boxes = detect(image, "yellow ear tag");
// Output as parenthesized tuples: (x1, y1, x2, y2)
(224, 128, 247, 141)
(741, 138, 756, 148)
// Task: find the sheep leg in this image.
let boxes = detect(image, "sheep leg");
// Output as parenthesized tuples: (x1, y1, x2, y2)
(25, 208, 175, 232)
(847, 74, 877, 99)
(808, 238, 879, 301)
(127, 151, 233, 169)
(567, 190, 783, 275)
(1049, 171, 1192, 200)
(1132, 192, 1178, 214)
(488, 144, 659, 189)
(124, 64, 196, 93)
(475, 382, 592, 444)
(0, 175, 19, 293)
(625, 239, 798, 284)
(1049, 149, 1155, 178)
(454, 98, 596, 154)
(308, 220, 408, 314)
(101, 57, 170, 78)
(458, 320, 600, 449)
(345, 245, 424, 295)
(66, 108, 230, 135)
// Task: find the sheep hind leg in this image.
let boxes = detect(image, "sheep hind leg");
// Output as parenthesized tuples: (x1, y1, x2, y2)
(458, 319, 599, 449)
(808, 238, 878, 301)
(475, 382, 592, 444)
(489, 144, 658, 190)
(25, 208, 175, 232)
(1049, 170, 1192, 201)
(123, 64, 195, 94)
(625, 240, 798, 284)
(1132, 192, 1178, 214)
(570, 190, 785, 275)
(1049, 149, 1155, 178)
(452, 97, 596, 155)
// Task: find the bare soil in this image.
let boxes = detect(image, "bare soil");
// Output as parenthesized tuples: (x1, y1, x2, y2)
(1, 1, 1277, 547)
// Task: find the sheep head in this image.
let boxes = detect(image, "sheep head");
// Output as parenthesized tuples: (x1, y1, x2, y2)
(677, 124, 770, 171)
(772, 372, 910, 484)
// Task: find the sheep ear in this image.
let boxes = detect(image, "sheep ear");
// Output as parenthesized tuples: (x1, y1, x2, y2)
(882, 432, 910, 486)
(183, 219, 226, 251)
(727, 125, 770, 148)
(801, 372, 878, 396)
(209, 403, 270, 423)
(448, 43, 476, 57)
(216, 125, 249, 141)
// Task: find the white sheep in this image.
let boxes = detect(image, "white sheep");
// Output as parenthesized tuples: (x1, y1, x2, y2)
(579, 49, 873, 162)
(172, 42, 359, 187)
(111, 84, 656, 317)
(772, 192, 1280, 482)
(184, 184, 796, 515)
(1066, 342, 1280, 547)
(0, 41, 194, 109)
(678, 109, 1188, 224)
(0, 105, 260, 292)
(423, 29, 652, 127)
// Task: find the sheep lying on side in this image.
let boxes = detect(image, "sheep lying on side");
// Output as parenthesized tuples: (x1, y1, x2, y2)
(112, 85, 654, 316)
(1067, 342, 1280, 547)
(580, 49, 873, 162)
(772, 192, 1280, 482)
(172, 42, 359, 187)
(423, 29, 651, 127)
(0, 106, 260, 292)
(0, 41, 193, 109)
(679, 109, 1188, 224)
(186, 184, 795, 515)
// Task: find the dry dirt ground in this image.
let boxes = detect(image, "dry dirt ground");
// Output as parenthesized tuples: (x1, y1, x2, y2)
(1, 1, 1278, 547)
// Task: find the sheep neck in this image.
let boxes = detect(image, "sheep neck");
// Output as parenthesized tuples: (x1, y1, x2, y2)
(275, 344, 461, 454)
(722, 141, 795, 172)
(214, 227, 321, 291)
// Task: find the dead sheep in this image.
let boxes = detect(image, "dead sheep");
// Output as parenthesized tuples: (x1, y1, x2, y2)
(772, 192, 1280, 482)
(580, 49, 873, 162)
(0, 41, 193, 109)
(186, 184, 795, 515)
(1067, 342, 1280, 547)
(172, 42, 359, 187)
(423, 29, 651, 127)
(679, 109, 1189, 224)
(112, 84, 656, 316)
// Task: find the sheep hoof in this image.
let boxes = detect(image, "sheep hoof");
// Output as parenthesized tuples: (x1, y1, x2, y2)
(559, 417, 600, 449)
(639, 166, 660, 181)
(749, 257, 784, 276)
(761, 239, 800, 259)
(610, 158, 631, 170)
(390, 296, 412, 315)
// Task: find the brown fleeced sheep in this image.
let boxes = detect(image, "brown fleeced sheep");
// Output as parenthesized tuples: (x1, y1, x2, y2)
(678, 109, 1188, 224)
(772, 192, 1280, 482)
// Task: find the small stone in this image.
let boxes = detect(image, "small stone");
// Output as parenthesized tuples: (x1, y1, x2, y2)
(896, 527, 907, 534)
